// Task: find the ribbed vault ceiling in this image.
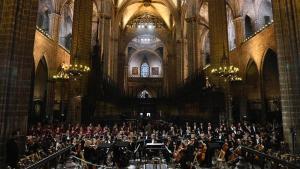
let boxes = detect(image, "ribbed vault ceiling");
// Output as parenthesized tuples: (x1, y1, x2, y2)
(117, 0, 177, 28)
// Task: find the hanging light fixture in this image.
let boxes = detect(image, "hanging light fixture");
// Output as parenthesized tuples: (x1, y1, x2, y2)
(62, 59, 90, 78)
(211, 65, 242, 81)
(53, 64, 70, 80)
(210, 46, 242, 82)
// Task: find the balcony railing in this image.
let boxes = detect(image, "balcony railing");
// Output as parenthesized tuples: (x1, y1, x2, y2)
(22, 145, 74, 169)
(238, 146, 300, 169)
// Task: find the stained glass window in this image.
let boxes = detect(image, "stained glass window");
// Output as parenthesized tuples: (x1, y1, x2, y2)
(141, 62, 150, 77)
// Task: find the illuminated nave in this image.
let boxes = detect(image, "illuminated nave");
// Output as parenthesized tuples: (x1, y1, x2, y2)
(0, 0, 300, 168)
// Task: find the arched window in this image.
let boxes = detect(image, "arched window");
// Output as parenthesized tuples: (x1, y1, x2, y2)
(264, 16, 271, 24)
(141, 62, 150, 77)
(245, 15, 253, 38)
(65, 33, 72, 50)
(37, 10, 50, 32)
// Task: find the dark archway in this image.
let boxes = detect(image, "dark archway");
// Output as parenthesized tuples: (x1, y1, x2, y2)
(33, 57, 48, 123)
(262, 49, 281, 123)
(245, 60, 261, 122)
(137, 90, 152, 98)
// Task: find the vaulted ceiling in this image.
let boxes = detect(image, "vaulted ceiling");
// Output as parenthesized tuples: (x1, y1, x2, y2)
(116, 0, 178, 28)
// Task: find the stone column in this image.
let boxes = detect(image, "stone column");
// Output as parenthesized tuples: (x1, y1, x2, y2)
(117, 52, 126, 88)
(182, 38, 189, 80)
(124, 65, 128, 93)
(67, 0, 92, 124)
(186, 17, 198, 74)
(208, 0, 228, 67)
(176, 39, 183, 83)
(233, 16, 244, 46)
(0, 0, 39, 166)
(71, 0, 92, 65)
(102, 15, 112, 76)
(49, 13, 61, 42)
(208, 0, 231, 123)
(272, 0, 300, 153)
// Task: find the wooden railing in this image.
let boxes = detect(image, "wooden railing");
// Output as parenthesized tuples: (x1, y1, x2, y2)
(24, 145, 74, 169)
(240, 146, 300, 169)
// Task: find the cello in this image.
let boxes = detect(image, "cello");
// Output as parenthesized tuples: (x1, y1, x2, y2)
(173, 143, 186, 162)
(197, 141, 207, 162)
(228, 146, 241, 164)
(217, 141, 229, 161)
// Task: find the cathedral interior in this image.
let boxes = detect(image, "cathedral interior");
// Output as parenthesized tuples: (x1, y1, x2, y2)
(0, 0, 300, 168)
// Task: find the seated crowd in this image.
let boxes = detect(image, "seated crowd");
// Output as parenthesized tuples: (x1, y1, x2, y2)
(13, 120, 298, 168)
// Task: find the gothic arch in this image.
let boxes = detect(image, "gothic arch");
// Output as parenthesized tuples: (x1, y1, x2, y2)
(137, 89, 152, 98)
(37, 0, 54, 32)
(226, 0, 240, 18)
(245, 59, 261, 122)
(227, 4, 236, 50)
(256, 0, 273, 28)
(121, 30, 170, 55)
(261, 49, 281, 121)
(33, 56, 49, 122)
(59, 0, 74, 50)
(117, 0, 177, 25)
(128, 49, 163, 77)
(136, 88, 157, 98)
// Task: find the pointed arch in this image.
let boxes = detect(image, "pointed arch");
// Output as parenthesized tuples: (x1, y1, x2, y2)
(33, 56, 49, 122)
(36, 0, 54, 33)
(227, 5, 236, 50)
(137, 89, 152, 98)
(245, 58, 261, 122)
(261, 49, 281, 121)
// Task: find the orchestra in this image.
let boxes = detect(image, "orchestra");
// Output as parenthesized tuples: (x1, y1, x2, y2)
(18, 120, 293, 168)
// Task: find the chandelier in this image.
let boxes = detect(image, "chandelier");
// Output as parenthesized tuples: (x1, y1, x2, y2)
(52, 64, 70, 81)
(211, 66, 242, 81)
(210, 49, 242, 82)
(52, 65, 70, 80)
(62, 61, 90, 78)
(127, 13, 166, 28)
